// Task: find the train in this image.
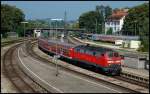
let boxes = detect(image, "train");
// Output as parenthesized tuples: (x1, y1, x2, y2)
(38, 37, 124, 75)
(78, 33, 139, 43)
(91, 34, 139, 42)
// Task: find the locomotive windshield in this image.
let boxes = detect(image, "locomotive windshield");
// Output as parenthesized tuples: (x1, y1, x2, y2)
(107, 51, 119, 57)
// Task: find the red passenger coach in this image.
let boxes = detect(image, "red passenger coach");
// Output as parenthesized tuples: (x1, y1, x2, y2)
(38, 38, 123, 75)
(38, 38, 75, 58)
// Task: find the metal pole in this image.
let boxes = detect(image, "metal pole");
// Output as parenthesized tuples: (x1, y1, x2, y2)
(135, 21, 136, 36)
(24, 23, 25, 47)
(49, 19, 51, 39)
(138, 24, 140, 36)
(55, 57, 58, 76)
(55, 20, 59, 76)
(95, 19, 97, 34)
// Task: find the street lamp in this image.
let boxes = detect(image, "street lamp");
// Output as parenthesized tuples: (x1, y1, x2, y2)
(21, 21, 28, 47)
(55, 20, 59, 76)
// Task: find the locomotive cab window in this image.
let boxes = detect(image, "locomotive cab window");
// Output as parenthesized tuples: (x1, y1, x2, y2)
(93, 52, 96, 56)
(114, 52, 119, 57)
(75, 48, 80, 52)
(84, 50, 86, 53)
(80, 49, 85, 53)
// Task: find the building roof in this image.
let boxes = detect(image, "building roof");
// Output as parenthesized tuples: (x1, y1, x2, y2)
(107, 9, 128, 21)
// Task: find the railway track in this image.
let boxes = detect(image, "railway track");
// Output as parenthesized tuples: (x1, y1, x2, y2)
(26, 40, 149, 93)
(2, 40, 49, 93)
(2, 41, 21, 47)
(67, 36, 149, 88)
(1, 38, 36, 47)
(3, 38, 147, 93)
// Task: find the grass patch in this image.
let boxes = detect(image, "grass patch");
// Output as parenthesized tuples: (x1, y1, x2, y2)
(1, 37, 23, 43)
(92, 40, 114, 45)
(83, 39, 114, 45)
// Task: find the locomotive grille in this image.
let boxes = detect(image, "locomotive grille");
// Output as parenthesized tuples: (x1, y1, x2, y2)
(110, 64, 120, 69)
(108, 64, 121, 74)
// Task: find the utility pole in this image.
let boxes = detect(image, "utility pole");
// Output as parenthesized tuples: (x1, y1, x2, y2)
(55, 20, 59, 76)
(49, 18, 51, 31)
(64, 11, 67, 38)
(135, 21, 136, 36)
(64, 11, 69, 43)
(103, 11, 106, 35)
(95, 19, 97, 34)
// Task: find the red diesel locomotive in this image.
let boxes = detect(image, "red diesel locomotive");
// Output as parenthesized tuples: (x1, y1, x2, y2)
(38, 38, 123, 75)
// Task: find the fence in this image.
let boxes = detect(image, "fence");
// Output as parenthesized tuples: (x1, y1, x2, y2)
(123, 54, 148, 69)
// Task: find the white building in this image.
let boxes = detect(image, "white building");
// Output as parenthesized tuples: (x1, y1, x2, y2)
(105, 9, 128, 35)
(34, 29, 41, 37)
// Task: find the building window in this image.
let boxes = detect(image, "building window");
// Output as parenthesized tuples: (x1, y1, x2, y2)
(107, 22, 110, 25)
(114, 21, 117, 25)
(117, 21, 120, 25)
(111, 22, 113, 25)
(117, 28, 120, 31)
(114, 27, 116, 30)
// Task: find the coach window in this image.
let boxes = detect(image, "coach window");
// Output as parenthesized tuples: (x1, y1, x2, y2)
(75, 48, 80, 52)
(93, 52, 96, 56)
(84, 50, 86, 53)
(111, 22, 113, 25)
(80, 49, 85, 53)
(88, 51, 92, 56)
(86, 50, 90, 55)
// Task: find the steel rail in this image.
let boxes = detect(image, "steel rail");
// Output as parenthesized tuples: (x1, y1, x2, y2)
(26, 41, 145, 93)
(2, 40, 50, 93)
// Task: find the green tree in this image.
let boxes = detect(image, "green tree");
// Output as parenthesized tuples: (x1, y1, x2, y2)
(1, 4, 25, 37)
(70, 22, 79, 29)
(138, 17, 149, 52)
(122, 3, 149, 51)
(122, 3, 149, 36)
(106, 28, 113, 35)
(104, 6, 112, 19)
(95, 5, 105, 34)
(26, 19, 51, 29)
(95, 5, 112, 19)
(79, 11, 103, 34)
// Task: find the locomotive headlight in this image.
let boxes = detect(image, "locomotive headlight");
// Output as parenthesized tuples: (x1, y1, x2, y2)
(115, 60, 121, 63)
(108, 61, 113, 63)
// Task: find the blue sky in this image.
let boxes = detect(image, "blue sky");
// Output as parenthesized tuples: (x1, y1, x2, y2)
(1, 1, 148, 21)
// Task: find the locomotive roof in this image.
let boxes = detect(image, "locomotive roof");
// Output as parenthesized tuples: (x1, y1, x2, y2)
(75, 45, 115, 53)
(48, 39, 75, 47)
